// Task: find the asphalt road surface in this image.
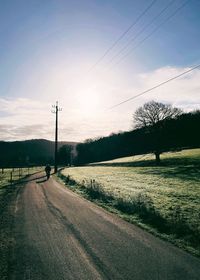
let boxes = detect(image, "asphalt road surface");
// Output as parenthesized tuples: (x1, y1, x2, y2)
(10, 172, 200, 280)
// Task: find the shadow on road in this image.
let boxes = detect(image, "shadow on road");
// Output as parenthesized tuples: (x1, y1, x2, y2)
(36, 177, 48, 183)
(3, 170, 60, 188)
(2, 172, 53, 188)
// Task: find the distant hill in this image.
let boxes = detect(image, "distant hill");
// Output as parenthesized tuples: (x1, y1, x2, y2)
(0, 139, 77, 167)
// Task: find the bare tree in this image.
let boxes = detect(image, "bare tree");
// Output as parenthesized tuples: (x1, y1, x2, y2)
(134, 101, 182, 129)
(133, 101, 182, 164)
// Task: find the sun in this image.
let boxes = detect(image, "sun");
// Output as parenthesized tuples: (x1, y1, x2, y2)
(76, 89, 100, 116)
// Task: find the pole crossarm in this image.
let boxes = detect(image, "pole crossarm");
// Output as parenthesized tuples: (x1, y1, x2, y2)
(51, 101, 62, 114)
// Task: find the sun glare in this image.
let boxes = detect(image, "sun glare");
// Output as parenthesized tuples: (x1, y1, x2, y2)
(76, 89, 100, 116)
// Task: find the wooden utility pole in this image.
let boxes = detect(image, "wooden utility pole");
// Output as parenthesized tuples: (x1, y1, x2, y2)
(52, 101, 62, 173)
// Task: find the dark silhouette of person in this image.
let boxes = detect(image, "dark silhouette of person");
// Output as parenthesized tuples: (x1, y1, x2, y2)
(45, 164, 51, 180)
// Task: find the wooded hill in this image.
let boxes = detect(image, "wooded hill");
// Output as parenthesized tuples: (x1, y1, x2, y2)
(0, 139, 77, 167)
(75, 110, 200, 165)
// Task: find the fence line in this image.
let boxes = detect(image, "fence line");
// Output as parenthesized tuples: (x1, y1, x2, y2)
(0, 166, 43, 187)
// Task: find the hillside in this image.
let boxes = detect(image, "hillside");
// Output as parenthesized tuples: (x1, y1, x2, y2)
(75, 110, 200, 165)
(0, 139, 77, 167)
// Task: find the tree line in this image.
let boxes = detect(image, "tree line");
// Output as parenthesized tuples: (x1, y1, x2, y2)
(74, 102, 200, 165)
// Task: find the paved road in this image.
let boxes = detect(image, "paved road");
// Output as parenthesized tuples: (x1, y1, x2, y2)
(10, 173, 200, 280)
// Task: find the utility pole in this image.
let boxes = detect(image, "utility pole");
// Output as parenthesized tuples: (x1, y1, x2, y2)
(52, 101, 62, 173)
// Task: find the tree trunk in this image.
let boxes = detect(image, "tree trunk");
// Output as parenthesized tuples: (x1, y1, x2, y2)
(155, 151, 161, 165)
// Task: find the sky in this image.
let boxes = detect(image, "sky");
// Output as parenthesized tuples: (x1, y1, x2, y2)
(0, 0, 200, 142)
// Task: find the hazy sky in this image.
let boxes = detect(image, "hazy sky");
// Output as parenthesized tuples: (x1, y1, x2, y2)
(0, 0, 200, 142)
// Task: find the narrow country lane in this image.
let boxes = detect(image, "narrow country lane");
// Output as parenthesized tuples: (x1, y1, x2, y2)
(10, 173, 200, 280)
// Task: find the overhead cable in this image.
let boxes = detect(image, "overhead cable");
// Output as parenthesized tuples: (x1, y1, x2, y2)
(88, 0, 157, 72)
(108, 0, 175, 65)
(112, 0, 189, 67)
(109, 63, 200, 109)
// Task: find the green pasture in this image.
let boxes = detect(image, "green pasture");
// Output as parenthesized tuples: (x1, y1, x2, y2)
(61, 148, 200, 255)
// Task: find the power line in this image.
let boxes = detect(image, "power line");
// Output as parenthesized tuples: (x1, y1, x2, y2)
(88, 0, 157, 72)
(108, 0, 175, 65)
(109, 63, 200, 109)
(111, 0, 189, 68)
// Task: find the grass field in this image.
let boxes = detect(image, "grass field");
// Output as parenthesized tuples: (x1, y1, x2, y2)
(60, 148, 200, 256)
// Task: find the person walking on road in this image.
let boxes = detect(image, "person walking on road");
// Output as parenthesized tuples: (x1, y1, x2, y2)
(45, 164, 51, 180)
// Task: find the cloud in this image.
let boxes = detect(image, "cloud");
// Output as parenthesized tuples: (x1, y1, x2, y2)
(136, 66, 200, 109)
(0, 124, 52, 141)
(0, 98, 54, 141)
(0, 66, 200, 142)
